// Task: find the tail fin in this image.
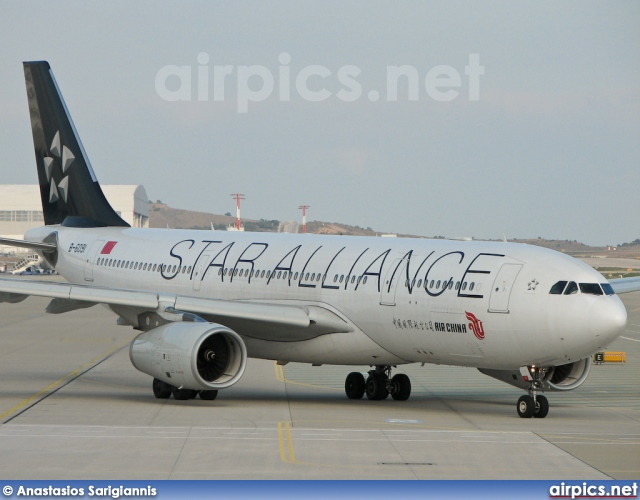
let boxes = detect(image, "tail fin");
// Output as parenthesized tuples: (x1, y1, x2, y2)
(23, 61, 129, 228)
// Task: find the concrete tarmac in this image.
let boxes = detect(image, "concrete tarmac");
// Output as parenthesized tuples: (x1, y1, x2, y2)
(0, 282, 638, 479)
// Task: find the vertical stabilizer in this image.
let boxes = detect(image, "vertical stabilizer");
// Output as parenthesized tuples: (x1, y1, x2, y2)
(23, 61, 129, 227)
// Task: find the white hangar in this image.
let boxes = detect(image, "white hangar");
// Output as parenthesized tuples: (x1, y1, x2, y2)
(0, 185, 149, 253)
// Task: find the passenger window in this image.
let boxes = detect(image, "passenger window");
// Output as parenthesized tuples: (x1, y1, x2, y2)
(187, 266, 191, 273)
(293, 272, 298, 280)
(549, 281, 567, 294)
(334, 275, 338, 282)
(417, 279, 422, 288)
(462, 282, 467, 290)
(351, 276, 356, 284)
(469, 282, 475, 291)
(448, 281, 453, 289)
(310, 273, 315, 281)
(340, 275, 344, 283)
(580, 283, 603, 295)
(261, 270, 266, 278)
(363, 276, 368, 284)
(277, 271, 282, 279)
(564, 282, 578, 295)
(430, 280, 434, 288)
(455, 281, 460, 290)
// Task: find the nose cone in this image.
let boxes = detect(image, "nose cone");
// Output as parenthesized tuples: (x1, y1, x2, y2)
(589, 296, 627, 346)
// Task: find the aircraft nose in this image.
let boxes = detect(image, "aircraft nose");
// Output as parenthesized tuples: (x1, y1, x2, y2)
(589, 296, 627, 345)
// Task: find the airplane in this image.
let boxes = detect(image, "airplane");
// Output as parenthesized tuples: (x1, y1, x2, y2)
(1, 61, 638, 418)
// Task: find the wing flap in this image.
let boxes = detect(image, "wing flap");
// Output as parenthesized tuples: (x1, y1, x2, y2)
(174, 296, 310, 328)
(0, 278, 158, 308)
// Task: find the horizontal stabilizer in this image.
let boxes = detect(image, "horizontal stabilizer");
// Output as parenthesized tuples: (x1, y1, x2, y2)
(0, 237, 56, 252)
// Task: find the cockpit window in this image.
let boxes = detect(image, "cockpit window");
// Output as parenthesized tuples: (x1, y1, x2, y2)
(579, 283, 604, 295)
(601, 283, 615, 296)
(564, 281, 578, 295)
(549, 281, 568, 294)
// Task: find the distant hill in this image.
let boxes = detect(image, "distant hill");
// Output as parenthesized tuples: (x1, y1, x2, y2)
(148, 202, 639, 258)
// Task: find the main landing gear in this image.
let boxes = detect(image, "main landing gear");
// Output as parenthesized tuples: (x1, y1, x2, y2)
(152, 378, 218, 401)
(516, 366, 549, 419)
(345, 366, 411, 401)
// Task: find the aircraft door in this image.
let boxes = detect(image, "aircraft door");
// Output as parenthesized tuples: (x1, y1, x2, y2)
(380, 258, 407, 306)
(83, 239, 104, 282)
(489, 263, 522, 313)
(192, 252, 212, 291)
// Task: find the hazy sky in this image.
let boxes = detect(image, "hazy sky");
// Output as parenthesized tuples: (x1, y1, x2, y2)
(1, 1, 638, 245)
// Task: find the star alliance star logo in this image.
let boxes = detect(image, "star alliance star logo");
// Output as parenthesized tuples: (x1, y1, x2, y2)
(43, 130, 75, 204)
(528, 279, 539, 291)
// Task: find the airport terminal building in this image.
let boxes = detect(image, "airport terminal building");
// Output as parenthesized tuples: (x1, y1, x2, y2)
(0, 185, 149, 253)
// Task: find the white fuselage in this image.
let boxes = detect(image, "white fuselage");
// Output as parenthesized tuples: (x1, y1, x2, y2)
(28, 226, 627, 370)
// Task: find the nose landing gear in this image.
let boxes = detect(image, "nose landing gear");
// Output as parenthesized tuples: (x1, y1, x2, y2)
(344, 366, 412, 401)
(517, 366, 549, 418)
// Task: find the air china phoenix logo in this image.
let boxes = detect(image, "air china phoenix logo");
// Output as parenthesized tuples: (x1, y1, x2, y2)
(465, 311, 485, 340)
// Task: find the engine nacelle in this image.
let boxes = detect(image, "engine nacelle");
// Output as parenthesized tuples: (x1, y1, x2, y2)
(544, 357, 592, 391)
(479, 357, 592, 392)
(130, 322, 247, 391)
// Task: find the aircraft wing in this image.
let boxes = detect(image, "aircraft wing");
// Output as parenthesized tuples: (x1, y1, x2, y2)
(0, 278, 354, 341)
(609, 276, 640, 295)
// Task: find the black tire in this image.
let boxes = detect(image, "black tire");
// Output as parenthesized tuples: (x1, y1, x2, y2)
(533, 395, 549, 418)
(517, 395, 535, 418)
(173, 388, 197, 401)
(365, 375, 388, 401)
(390, 374, 411, 401)
(199, 390, 219, 401)
(152, 378, 172, 399)
(345, 372, 366, 400)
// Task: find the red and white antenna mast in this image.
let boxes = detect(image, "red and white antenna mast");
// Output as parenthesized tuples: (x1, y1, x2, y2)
(298, 205, 310, 234)
(231, 193, 245, 230)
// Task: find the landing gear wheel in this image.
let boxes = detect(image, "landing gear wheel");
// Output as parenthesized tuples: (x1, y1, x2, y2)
(152, 378, 172, 399)
(172, 388, 197, 400)
(517, 395, 535, 418)
(345, 372, 366, 400)
(365, 374, 389, 400)
(533, 395, 549, 419)
(199, 390, 219, 401)
(390, 374, 411, 401)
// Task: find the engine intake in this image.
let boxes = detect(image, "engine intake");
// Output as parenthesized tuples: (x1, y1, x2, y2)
(545, 357, 591, 391)
(479, 357, 592, 392)
(130, 322, 247, 390)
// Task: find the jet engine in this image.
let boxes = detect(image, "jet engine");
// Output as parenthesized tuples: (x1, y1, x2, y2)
(130, 322, 247, 391)
(478, 357, 592, 392)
